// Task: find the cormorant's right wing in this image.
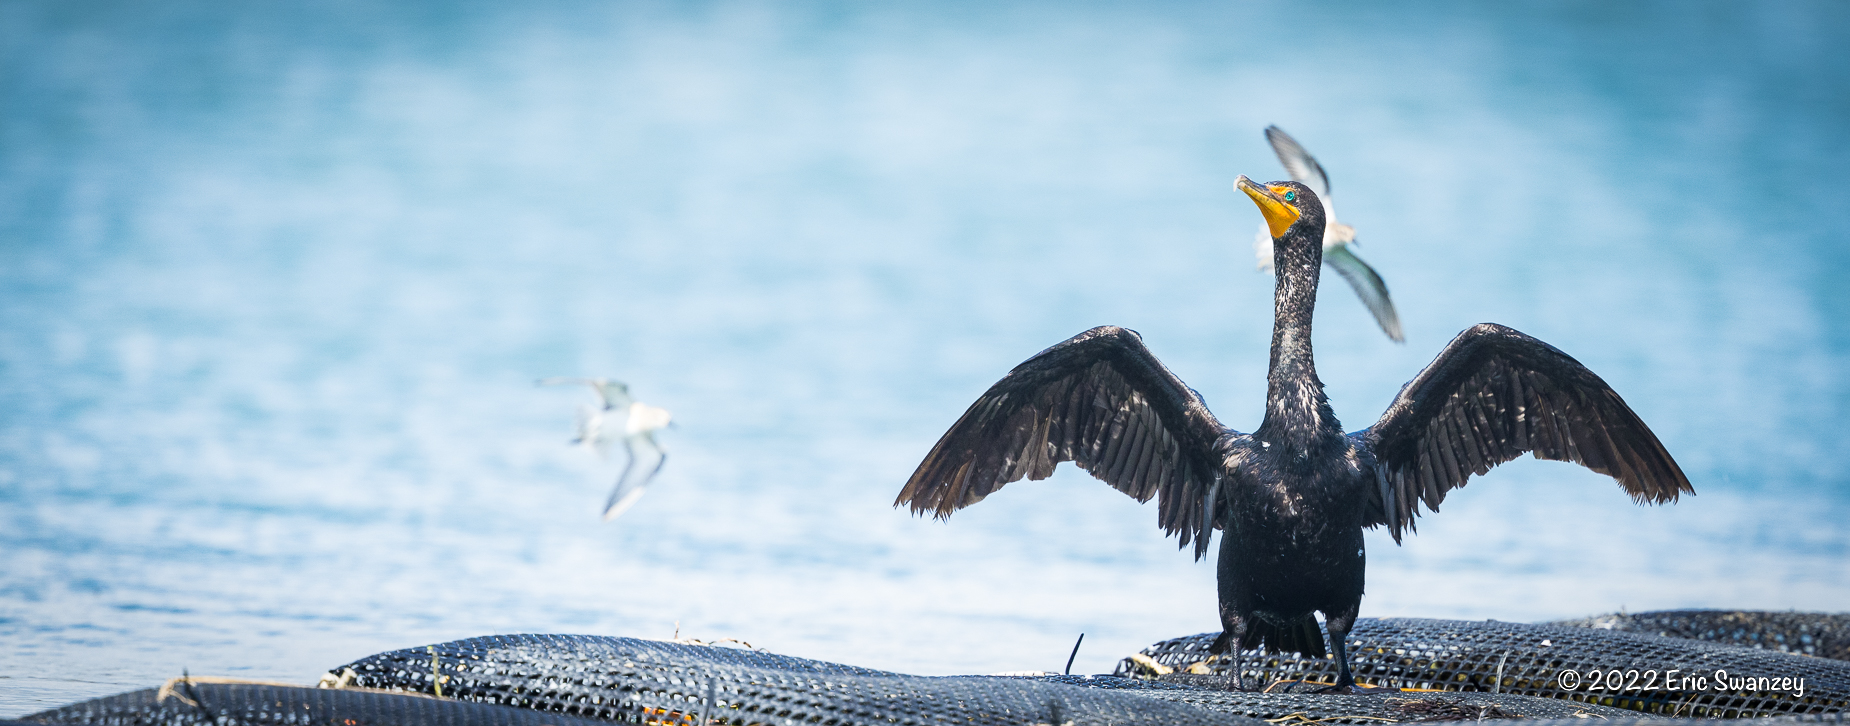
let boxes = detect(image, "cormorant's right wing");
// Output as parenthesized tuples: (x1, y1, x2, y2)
(1323, 245, 1405, 343)
(1357, 323, 1691, 542)
(897, 326, 1237, 558)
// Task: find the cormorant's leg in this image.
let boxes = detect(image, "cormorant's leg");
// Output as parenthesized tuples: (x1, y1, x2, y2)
(1319, 603, 1361, 692)
(1208, 610, 1250, 691)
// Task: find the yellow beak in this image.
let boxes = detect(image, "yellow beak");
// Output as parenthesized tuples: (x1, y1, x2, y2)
(1238, 175, 1301, 240)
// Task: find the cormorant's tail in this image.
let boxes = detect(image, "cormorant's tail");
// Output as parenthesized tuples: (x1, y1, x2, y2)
(1238, 615, 1327, 658)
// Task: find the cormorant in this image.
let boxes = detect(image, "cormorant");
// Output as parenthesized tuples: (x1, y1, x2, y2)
(894, 177, 1691, 691)
(1254, 126, 1403, 342)
(540, 377, 674, 520)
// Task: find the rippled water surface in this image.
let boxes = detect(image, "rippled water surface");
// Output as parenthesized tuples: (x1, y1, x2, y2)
(4, 1, 1848, 716)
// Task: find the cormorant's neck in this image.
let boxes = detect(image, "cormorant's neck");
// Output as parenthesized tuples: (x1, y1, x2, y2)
(1257, 228, 1342, 456)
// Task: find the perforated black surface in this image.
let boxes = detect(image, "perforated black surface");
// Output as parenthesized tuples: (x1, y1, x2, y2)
(1555, 611, 1850, 661)
(13, 682, 1847, 726)
(1021, 675, 1638, 722)
(18, 684, 627, 726)
(1115, 617, 1850, 718)
(1527, 716, 1846, 726)
(329, 633, 1267, 725)
(20, 617, 1850, 724)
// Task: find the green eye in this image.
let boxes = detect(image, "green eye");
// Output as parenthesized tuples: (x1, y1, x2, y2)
(1284, 190, 1297, 203)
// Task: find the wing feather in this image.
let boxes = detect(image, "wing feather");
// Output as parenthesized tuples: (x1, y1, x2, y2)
(1112, 395, 1144, 481)
(1323, 245, 1405, 343)
(1508, 371, 1532, 450)
(1264, 126, 1331, 199)
(1359, 323, 1692, 542)
(897, 326, 1238, 557)
(1463, 403, 1494, 474)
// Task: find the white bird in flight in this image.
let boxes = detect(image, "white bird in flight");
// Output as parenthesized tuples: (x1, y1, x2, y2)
(1253, 125, 1404, 342)
(538, 377, 673, 521)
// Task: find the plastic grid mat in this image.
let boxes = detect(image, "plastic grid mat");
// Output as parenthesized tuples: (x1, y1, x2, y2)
(18, 683, 633, 726)
(1021, 675, 1639, 723)
(327, 633, 1266, 726)
(13, 624, 1850, 726)
(1554, 611, 1850, 661)
(1114, 617, 1850, 718)
(13, 678, 1638, 726)
(11, 683, 1848, 726)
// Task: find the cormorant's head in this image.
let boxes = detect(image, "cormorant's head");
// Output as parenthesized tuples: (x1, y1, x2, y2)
(1236, 176, 1323, 245)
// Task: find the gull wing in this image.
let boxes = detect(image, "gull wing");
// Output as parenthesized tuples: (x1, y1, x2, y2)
(573, 404, 615, 459)
(539, 377, 633, 410)
(602, 434, 668, 521)
(1265, 126, 1331, 200)
(1323, 245, 1404, 343)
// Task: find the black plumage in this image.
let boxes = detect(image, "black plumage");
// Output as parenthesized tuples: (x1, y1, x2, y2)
(895, 176, 1692, 691)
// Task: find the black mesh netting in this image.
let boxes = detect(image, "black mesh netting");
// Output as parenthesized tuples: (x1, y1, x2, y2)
(1553, 611, 1850, 661)
(17, 617, 1850, 725)
(10, 683, 1848, 726)
(323, 633, 1266, 725)
(1114, 617, 1850, 718)
(16, 683, 633, 726)
(1019, 674, 1640, 722)
(318, 632, 1835, 724)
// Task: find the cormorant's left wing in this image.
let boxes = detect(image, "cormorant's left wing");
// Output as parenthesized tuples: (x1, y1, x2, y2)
(1357, 323, 1691, 542)
(897, 326, 1237, 558)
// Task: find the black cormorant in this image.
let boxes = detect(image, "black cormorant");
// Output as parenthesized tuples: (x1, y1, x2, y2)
(1253, 126, 1403, 342)
(894, 177, 1691, 691)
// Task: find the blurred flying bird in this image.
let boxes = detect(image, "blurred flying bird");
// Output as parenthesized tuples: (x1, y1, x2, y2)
(539, 377, 673, 521)
(1253, 126, 1404, 342)
(898, 176, 1689, 691)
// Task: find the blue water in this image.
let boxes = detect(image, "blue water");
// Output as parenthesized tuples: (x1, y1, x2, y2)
(4, 0, 1848, 716)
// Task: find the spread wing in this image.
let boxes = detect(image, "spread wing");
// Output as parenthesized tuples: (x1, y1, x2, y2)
(540, 377, 633, 410)
(1359, 323, 1692, 542)
(1265, 126, 1331, 199)
(1323, 245, 1404, 343)
(897, 326, 1238, 557)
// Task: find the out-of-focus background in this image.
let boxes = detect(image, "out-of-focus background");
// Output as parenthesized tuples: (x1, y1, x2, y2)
(3, 0, 1847, 716)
